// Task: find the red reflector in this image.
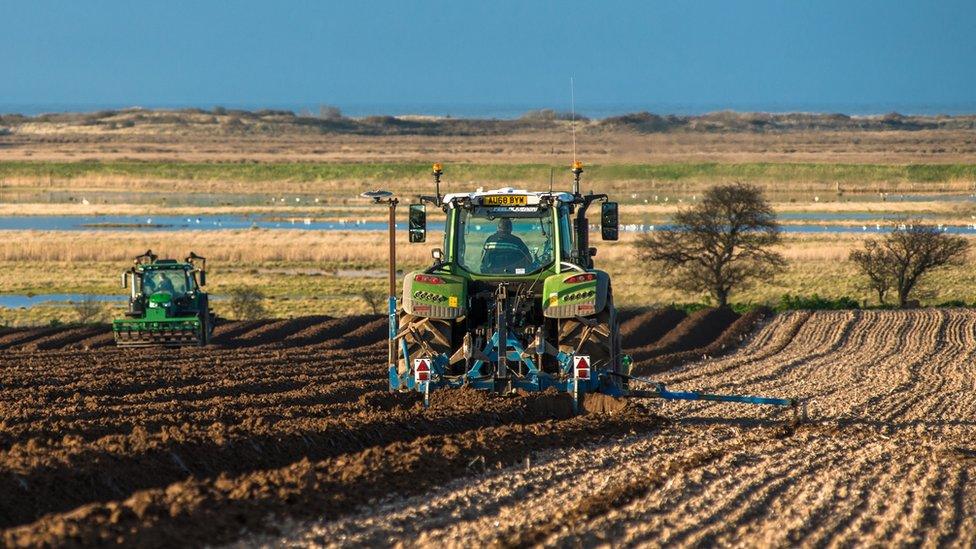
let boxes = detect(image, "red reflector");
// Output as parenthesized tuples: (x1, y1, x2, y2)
(564, 273, 596, 284)
(414, 358, 432, 383)
(414, 274, 444, 284)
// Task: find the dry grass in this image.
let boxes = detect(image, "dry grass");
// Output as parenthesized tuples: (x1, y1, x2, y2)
(4, 230, 976, 325)
(0, 230, 435, 264)
(4, 229, 974, 265)
(3, 122, 976, 164)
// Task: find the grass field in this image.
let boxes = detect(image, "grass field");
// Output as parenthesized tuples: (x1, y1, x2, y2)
(3, 160, 976, 190)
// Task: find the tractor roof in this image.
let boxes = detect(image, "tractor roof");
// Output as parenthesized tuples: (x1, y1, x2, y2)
(137, 261, 191, 271)
(442, 187, 575, 206)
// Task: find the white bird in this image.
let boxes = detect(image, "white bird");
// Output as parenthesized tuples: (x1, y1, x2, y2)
(81, 198, 90, 205)
(862, 225, 867, 231)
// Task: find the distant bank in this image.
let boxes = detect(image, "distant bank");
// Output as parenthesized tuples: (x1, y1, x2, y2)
(2, 102, 976, 119)
(1, 108, 975, 135)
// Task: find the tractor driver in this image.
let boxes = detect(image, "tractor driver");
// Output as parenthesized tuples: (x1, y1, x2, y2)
(481, 218, 532, 273)
(142, 272, 177, 296)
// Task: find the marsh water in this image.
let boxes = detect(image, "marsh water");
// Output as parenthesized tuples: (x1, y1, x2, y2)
(0, 294, 127, 308)
(0, 213, 974, 234)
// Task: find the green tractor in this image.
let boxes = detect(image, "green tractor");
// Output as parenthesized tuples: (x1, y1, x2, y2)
(391, 162, 627, 399)
(113, 250, 215, 347)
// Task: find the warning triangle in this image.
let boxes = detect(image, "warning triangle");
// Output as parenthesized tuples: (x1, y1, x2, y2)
(416, 360, 430, 372)
(576, 357, 589, 369)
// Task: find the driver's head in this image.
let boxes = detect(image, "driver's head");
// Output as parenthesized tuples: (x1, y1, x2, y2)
(497, 218, 513, 235)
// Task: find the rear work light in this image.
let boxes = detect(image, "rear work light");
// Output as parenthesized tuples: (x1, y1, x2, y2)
(414, 274, 444, 284)
(564, 273, 596, 284)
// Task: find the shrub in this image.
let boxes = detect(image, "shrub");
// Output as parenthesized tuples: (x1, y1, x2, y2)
(359, 288, 384, 314)
(72, 297, 105, 323)
(776, 293, 860, 311)
(318, 104, 343, 121)
(228, 287, 268, 320)
(518, 109, 584, 122)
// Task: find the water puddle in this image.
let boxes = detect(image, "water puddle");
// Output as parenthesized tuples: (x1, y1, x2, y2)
(0, 294, 127, 308)
(0, 214, 408, 231)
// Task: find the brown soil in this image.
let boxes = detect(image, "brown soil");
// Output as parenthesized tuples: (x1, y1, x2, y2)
(0, 307, 858, 547)
(261, 309, 976, 548)
(620, 307, 687, 349)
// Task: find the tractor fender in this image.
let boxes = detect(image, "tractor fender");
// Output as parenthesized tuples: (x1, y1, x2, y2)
(542, 270, 610, 319)
(401, 271, 467, 319)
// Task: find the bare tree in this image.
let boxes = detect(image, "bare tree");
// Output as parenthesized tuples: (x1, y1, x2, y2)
(359, 288, 384, 314)
(850, 222, 969, 307)
(635, 183, 785, 307)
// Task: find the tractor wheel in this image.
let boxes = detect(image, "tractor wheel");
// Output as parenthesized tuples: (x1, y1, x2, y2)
(557, 293, 627, 391)
(198, 312, 210, 346)
(198, 296, 212, 346)
(396, 312, 456, 377)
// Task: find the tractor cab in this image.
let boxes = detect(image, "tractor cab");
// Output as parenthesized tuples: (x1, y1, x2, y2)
(113, 250, 215, 347)
(448, 188, 570, 276)
(136, 261, 197, 307)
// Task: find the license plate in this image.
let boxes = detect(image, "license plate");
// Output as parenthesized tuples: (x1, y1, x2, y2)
(482, 195, 527, 206)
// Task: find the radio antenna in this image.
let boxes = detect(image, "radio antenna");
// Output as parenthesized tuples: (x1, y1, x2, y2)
(570, 76, 577, 164)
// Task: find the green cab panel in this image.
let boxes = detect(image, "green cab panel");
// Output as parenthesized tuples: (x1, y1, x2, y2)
(542, 270, 610, 319)
(402, 271, 467, 319)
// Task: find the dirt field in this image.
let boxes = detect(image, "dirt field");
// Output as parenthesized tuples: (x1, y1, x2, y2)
(2, 309, 975, 547)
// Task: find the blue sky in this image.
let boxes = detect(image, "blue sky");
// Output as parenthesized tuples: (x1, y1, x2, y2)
(2, 0, 974, 114)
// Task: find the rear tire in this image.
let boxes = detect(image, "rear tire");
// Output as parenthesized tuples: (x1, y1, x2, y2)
(557, 292, 626, 391)
(199, 313, 210, 346)
(396, 312, 456, 377)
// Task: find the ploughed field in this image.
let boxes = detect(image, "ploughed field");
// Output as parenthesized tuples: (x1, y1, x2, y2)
(1, 309, 975, 546)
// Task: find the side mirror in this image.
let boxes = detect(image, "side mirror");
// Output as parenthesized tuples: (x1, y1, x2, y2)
(601, 202, 619, 241)
(120, 272, 128, 288)
(199, 271, 207, 287)
(409, 204, 426, 243)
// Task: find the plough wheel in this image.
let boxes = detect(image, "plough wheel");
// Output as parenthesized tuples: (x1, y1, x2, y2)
(396, 312, 455, 376)
(557, 293, 627, 390)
